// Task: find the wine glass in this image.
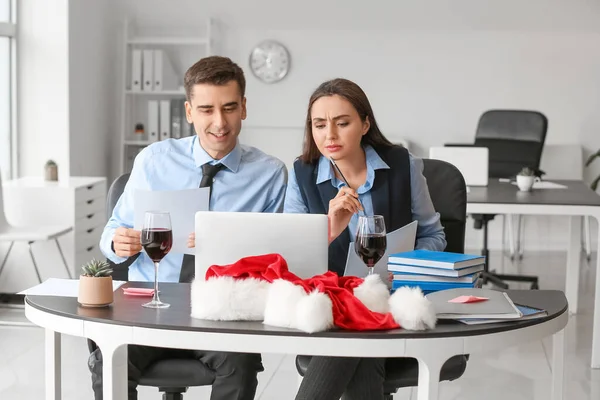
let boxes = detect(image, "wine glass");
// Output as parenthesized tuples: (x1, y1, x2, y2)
(141, 211, 173, 309)
(354, 215, 387, 276)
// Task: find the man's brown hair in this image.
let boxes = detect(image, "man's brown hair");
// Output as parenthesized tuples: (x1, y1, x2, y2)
(184, 56, 246, 101)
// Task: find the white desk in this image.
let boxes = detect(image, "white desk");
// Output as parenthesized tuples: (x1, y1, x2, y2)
(25, 283, 568, 400)
(467, 179, 600, 367)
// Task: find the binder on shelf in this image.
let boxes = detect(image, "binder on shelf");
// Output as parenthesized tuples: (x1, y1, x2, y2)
(142, 50, 154, 91)
(131, 49, 142, 92)
(159, 100, 171, 140)
(170, 99, 183, 139)
(147, 100, 159, 142)
(153, 50, 179, 91)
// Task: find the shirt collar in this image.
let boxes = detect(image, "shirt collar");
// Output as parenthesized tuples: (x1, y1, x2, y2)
(316, 145, 390, 185)
(193, 136, 242, 173)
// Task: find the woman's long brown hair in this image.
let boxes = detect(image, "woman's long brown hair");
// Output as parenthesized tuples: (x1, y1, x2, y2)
(300, 78, 394, 163)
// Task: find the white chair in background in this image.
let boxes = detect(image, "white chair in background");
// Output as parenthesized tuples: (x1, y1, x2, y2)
(0, 171, 73, 284)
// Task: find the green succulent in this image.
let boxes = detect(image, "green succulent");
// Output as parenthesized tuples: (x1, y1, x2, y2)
(81, 259, 113, 277)
(585, 149, 600, 191)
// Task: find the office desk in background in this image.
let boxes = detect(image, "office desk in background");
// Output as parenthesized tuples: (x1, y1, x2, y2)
(467, 179, 600, 367)
(25, 282, 568, 400)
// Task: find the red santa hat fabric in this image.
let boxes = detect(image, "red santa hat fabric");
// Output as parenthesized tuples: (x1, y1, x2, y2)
(192, 253, 437, 333)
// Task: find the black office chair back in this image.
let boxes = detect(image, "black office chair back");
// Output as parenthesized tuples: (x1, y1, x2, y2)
(474, 110, 547, 178)
(106, 173, 130, 218)
(422, 159, 467, 253)
(105, 173, 137, 281)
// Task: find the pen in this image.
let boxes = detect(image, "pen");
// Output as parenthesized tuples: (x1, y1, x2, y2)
(329, 157, 365, 216)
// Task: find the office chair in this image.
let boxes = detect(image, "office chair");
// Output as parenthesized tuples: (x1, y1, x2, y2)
(296, 158, 470, 399)
(88, 173, 215, 400)
(471, 110, 547, 290)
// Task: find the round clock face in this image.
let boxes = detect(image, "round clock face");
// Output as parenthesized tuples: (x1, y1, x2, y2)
(249, 40, 291, 84)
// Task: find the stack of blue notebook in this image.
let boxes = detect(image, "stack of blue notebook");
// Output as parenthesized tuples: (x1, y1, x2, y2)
(388, 250, 486, 294)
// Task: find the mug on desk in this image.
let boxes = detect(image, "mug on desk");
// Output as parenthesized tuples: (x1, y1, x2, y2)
(516, 175, 540, 192)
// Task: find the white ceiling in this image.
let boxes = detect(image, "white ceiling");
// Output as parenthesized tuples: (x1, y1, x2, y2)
(116, 0, 600, 32)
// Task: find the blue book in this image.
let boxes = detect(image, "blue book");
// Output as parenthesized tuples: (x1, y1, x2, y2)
(392, 280, 477, 292)
(391, 272, 479, 284)
(388, 250, 485, 270)
(387, 263, 484, 277)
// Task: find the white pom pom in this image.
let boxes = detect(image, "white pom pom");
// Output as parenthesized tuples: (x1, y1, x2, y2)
(389, 286, 437, 330)
(353, 274, 391, 314)
(296, 290, 334, 333)
(191, 277, 269, 321)
(263, 279, 307, 328)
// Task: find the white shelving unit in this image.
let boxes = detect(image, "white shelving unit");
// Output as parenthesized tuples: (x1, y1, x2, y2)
(119, 18, 218, 174)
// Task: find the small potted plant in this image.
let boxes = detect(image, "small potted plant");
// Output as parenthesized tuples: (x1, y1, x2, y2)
(78, 259, 114, 308)
(516, 167, 539, 192)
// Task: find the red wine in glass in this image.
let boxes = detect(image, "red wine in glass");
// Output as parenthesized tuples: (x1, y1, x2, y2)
(141, 211, 172, 309)
(141, 228, 173, 262)
(355, 234, 387, 267)
(354, 215, 387, 276)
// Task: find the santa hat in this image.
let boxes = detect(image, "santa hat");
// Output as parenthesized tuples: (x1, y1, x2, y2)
(190, 253, 436, 333)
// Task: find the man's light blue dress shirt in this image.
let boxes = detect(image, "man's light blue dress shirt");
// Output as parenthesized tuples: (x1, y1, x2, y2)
(100, 136, 288, 282)
(284, 145, 446, 251)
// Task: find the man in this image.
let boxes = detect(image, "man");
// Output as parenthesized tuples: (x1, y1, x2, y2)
(90, 56, 288, 400)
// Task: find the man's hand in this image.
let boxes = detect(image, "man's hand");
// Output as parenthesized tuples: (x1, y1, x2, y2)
(187, 232, 195, 249)
(112, 227, 142, 257)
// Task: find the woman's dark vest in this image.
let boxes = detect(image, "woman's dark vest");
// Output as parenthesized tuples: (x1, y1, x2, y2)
(293, 146, 413, 275)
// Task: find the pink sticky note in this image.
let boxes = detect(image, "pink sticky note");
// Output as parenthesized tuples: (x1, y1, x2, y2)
(448, 295, 488, 304)
(123, 288, 154, 296)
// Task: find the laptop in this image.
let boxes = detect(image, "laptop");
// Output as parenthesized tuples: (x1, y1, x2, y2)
(194, 211, 329, 280)
(429, 146, 489, 186)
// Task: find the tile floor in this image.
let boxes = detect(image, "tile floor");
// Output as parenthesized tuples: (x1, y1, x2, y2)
(0, 250, 599, 399)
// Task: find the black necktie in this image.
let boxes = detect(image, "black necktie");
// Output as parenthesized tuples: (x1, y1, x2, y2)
(179, 163, 225, 283)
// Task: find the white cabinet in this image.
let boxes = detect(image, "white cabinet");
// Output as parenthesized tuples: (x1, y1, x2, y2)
(2, 177, 107, 279)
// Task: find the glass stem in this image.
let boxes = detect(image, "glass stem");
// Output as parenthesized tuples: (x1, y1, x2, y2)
(153, 262, 160, 303)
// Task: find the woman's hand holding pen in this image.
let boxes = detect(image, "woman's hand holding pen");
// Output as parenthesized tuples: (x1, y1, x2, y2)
(327, 187, 363, 243)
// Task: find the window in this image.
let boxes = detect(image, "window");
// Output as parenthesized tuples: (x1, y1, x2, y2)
(0, 0, 15, 182)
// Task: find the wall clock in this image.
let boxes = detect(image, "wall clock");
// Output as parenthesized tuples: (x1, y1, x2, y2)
(249, 40, 291, 84)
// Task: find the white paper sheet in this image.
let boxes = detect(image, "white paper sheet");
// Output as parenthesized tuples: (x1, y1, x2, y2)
(344, 220, 418, 283)
(18, 278, 126, 297)
(134, 188, 210, 255)
(510, 181, 568, 189)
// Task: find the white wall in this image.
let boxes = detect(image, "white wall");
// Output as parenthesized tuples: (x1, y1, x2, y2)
(17, 0, 115, 181)
(17, 0, 70, 181)
(86, 0, 600, 252)
(68, 0, 116, 179)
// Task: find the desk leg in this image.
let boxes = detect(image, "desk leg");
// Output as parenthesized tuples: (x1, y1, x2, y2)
(551, 329, 565, 400)
(416, 357, 442, 400)
(566, 216, 582, 314)
(591, 213, 600, 368)
(101, 344, 128, 400)
(45, 329, 61, 400)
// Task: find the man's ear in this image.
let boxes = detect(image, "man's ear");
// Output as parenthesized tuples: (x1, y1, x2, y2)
(241, 97, 247, 120)
(362, 116, 370, 136)
(184, 101, 192, 123)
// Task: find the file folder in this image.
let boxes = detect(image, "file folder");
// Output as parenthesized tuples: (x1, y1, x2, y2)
(148, 100, 159, 142)
(131, 49, 142, 92)
(153, 50, 179, 91)
(159, 100, 171, 140)
(142, 50, 154, 91)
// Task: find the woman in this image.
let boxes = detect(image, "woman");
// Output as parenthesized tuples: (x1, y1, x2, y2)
(284, 78, 446, 400)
